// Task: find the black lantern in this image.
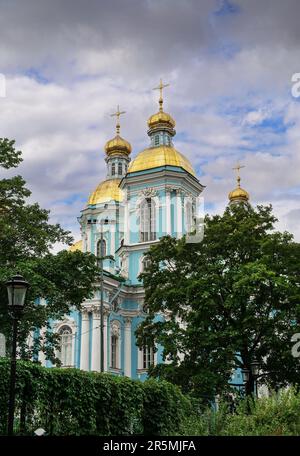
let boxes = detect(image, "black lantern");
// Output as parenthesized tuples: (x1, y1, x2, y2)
(6, 273, 29, 313)
(251, 359, 259, 378)
(241, 368, 250, 384)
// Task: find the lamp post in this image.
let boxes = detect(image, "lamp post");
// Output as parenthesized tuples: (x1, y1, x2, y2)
(241, 359, 260, 398)
(5, 273, 29, 435)
(251, 359, 259, 398)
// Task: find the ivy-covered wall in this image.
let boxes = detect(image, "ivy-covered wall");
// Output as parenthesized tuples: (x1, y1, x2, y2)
(0, 359, 191, 436)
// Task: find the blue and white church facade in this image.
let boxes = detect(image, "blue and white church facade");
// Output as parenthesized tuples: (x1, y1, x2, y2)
(38, 87, 207, 380)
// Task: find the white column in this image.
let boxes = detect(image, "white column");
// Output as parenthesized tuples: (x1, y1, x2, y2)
(86, 225, 92, 253)
(27, 330, 34, 354)
(91, 308, 100, 372)
(124, 318, 132, 377)
(38, 327, 46, 366)
(103, 312, 108, 371)
(110, 224, 116, 273)
(176, 190, 183, 238)
(110, 225, 115, 255)
(124, 197, 129, 244)
(166, 189, 171, 235)
(80, 310, 89, 371)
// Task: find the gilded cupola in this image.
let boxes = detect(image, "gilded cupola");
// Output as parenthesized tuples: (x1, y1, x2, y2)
(105, 106, 132, 157)
(87, 106, 130, 206)
(147, 79, 176, 137)
(228, 163, 249, 204)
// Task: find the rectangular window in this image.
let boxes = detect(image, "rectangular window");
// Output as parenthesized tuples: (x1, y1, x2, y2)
(140, 198, 156, 242)
(118, 163, 123, 175)
(143, 345, 154, 369)
(111, 335, 118, 368)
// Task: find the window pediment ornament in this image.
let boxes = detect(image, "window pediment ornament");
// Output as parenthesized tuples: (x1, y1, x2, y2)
(53, 318, 76, 333)
(139, 188, 157, 198)
(111, 321, 121, 337)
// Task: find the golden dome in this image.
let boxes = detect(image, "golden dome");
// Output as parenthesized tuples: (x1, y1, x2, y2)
(69, 240, 83, 252)
(228, 165, 249, 203)
(128, 146, 195, 176)
(228, 186, 249, 203)
(105, 134, 132, 157)
(148, 111, 175, 129)
(88, 178, 123, 205)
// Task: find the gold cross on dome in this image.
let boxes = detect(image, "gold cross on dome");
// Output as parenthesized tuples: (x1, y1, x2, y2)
(110, 105, 126, 134)
(232, 162, 245, 187)
(153, 79, 170, 111)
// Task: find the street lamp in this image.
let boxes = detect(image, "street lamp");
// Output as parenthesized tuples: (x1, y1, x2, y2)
(251, 359, 259, 377)
(251, 359, 259, 398)
(241, 368, 250, 384)
(241, 359, 260, 398)
(5, 273, 29, 435)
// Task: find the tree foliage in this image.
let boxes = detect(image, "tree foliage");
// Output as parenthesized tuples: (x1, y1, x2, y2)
(0, 138, 99, 362)
(0, 359, 191, 436)
(136, 203, 300, 399)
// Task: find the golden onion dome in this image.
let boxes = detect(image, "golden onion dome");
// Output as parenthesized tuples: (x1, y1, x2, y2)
(105, 134, 132, 157)
(148, 111, 176, 129)
(69, 240, 83, 252)
(88, 178, 123, 205)
(228, 186, 249, 203)
(228, 165, 249, 203)
(128, 146, 195, 176)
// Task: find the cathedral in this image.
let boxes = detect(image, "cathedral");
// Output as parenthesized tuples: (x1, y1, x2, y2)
(39, 80, 248, 383)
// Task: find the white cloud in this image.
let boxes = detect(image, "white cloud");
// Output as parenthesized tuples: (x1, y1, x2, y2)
(0, 0, 299, 243)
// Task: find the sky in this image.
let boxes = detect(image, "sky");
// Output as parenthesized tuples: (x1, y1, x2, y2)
(0, 0, 300, 244)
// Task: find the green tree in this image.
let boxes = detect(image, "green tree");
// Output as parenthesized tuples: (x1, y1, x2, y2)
(136, 203, 300, 399)
(0, 138, 99, 363)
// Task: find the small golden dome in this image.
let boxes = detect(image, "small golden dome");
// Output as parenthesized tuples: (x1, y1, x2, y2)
(148, 111, 176, 129)
(105, 134, 132, 157)
(88, 178, 123, 205)
(128, 146, 195, 176)
(228, 186, 249, 203)
(69, 240, 83, 252)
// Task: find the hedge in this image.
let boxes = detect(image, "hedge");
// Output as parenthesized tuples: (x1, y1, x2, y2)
(0, 359, 192, 435)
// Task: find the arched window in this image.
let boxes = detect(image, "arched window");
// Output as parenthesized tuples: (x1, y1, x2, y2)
(111, 335, 118, 368)
(112, 163, 115, 176)
(142, 345, 154, 369)
(118, 162, 122, 175)
(154, 135, 160, 146)
(58, 325, 72, 367)
(97, 239, 106, 261)
(140, 198, 156, 242)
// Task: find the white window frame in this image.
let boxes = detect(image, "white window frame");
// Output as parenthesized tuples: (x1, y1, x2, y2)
(140, 198, 157, 242)
(110, 320, 121, 370)
(54, 319, 76, 368)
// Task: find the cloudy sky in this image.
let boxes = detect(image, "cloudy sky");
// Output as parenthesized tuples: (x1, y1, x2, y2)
(0, 0, 300, 244)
